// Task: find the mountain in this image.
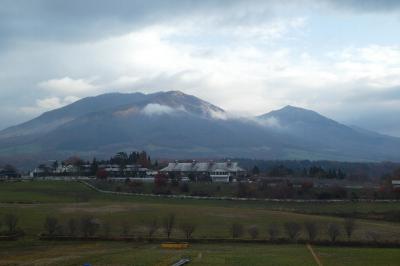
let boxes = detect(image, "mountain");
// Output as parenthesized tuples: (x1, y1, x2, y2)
(1, 91, 400, 167)
(257, 105, 400, 161)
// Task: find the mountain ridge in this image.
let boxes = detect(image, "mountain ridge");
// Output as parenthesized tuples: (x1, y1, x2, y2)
(1, 90, 399, 165)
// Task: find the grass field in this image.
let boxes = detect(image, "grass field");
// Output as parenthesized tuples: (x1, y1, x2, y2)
(1, 241, 399, 266)
(2, 180, 400, 213)
(0, 181, 400, 265)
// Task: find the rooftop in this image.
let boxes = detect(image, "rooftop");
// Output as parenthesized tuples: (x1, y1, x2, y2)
(160, 161, 245, 173)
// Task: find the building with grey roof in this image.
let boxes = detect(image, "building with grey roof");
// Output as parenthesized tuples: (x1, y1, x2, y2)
(160, 160, 246, 182)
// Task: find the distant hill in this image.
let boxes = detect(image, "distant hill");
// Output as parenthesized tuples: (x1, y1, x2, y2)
(1, 90, 400, 166)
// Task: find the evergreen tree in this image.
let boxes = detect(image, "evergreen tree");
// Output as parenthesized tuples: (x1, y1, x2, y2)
(91, 158, 98, 175)
(252, 165, 260, 175)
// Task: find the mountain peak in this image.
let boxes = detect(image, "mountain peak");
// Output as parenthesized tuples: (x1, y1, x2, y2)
(258, 105, 337, 127)
(164, 90, 186, 96)
(281, 105, 313, 112)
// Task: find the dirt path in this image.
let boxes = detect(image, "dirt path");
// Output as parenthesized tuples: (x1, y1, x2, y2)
(307, 244, 323, 266)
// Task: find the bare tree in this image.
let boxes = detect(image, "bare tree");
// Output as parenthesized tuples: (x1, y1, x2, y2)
(67, 218, 77, 236)
(44, 216, 59, 236)
(4, 213, 18, 233)
(121, 221, 131, 236)
(268, 224, 280, 240)
(145, 218, 159, 239)
(80, 216, 100, 237)
(327, 223, 341, 242)
(304, 221, 318, 242)
(163, 213, 176, 239)
(284, 222, 301, 241)
(230, 223, 244, 239)
(180, 222, 196, 240)
(247, 225, 260, 240)
(343, 217, 356, 239)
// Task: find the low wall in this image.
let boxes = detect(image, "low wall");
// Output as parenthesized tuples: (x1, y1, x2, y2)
(80, 180, 400, 203)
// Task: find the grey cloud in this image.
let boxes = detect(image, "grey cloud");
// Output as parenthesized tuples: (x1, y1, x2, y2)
(1, 0, 398, 45)
(0, 0, 255, 47)
(326, 0, 400, 13)
(7, 0, 398, 49)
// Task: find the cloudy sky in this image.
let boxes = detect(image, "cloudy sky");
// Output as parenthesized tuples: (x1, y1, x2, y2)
(1, 0, 400, 136)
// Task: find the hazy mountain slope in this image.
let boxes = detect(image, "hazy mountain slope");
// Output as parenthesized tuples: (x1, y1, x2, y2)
(0, 92, 147, 139)
(0, 91, 400, 165)
(257, 105, 400, 161)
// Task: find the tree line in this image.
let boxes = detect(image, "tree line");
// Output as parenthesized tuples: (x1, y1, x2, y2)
(242, 159, 400, 181)
(40, 213, 196, 240)
(252, 164, 346, 179)
(1, 212, 386, 244)
(34, 150, 158, 177)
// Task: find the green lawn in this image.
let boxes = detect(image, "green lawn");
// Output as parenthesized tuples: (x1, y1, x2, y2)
(315, 246, 400, 266)
(0, 181, 99, 203)
(1, 181, 400, 214)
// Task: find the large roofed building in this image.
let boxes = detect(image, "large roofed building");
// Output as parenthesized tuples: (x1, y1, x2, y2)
(160, 160, 246, 182)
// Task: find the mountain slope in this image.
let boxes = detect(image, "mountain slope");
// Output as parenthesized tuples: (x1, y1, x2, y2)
(1, 91, 400, 165)
(257, 105, 400, 161)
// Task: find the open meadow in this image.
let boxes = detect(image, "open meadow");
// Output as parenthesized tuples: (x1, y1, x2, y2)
(0, 181, 399, 265)
(1, 241, 400, 266)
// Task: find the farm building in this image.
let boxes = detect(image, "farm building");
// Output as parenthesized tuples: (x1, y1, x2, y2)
(160, 160, 246, 182)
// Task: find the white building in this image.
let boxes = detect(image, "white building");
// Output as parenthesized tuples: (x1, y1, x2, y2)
(392, 180, 400, 189)
(160, 160, 246, 182)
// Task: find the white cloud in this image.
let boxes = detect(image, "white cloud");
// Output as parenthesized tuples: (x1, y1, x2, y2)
(38, 77, 98, 96)
(36, 97, 65, 109)
(207, 109, 228, 120)
(141, 103, 184, 116)
(253, 116, 283, 129)
(20, 29, 400, 121)
(19, 96, 80, 115)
